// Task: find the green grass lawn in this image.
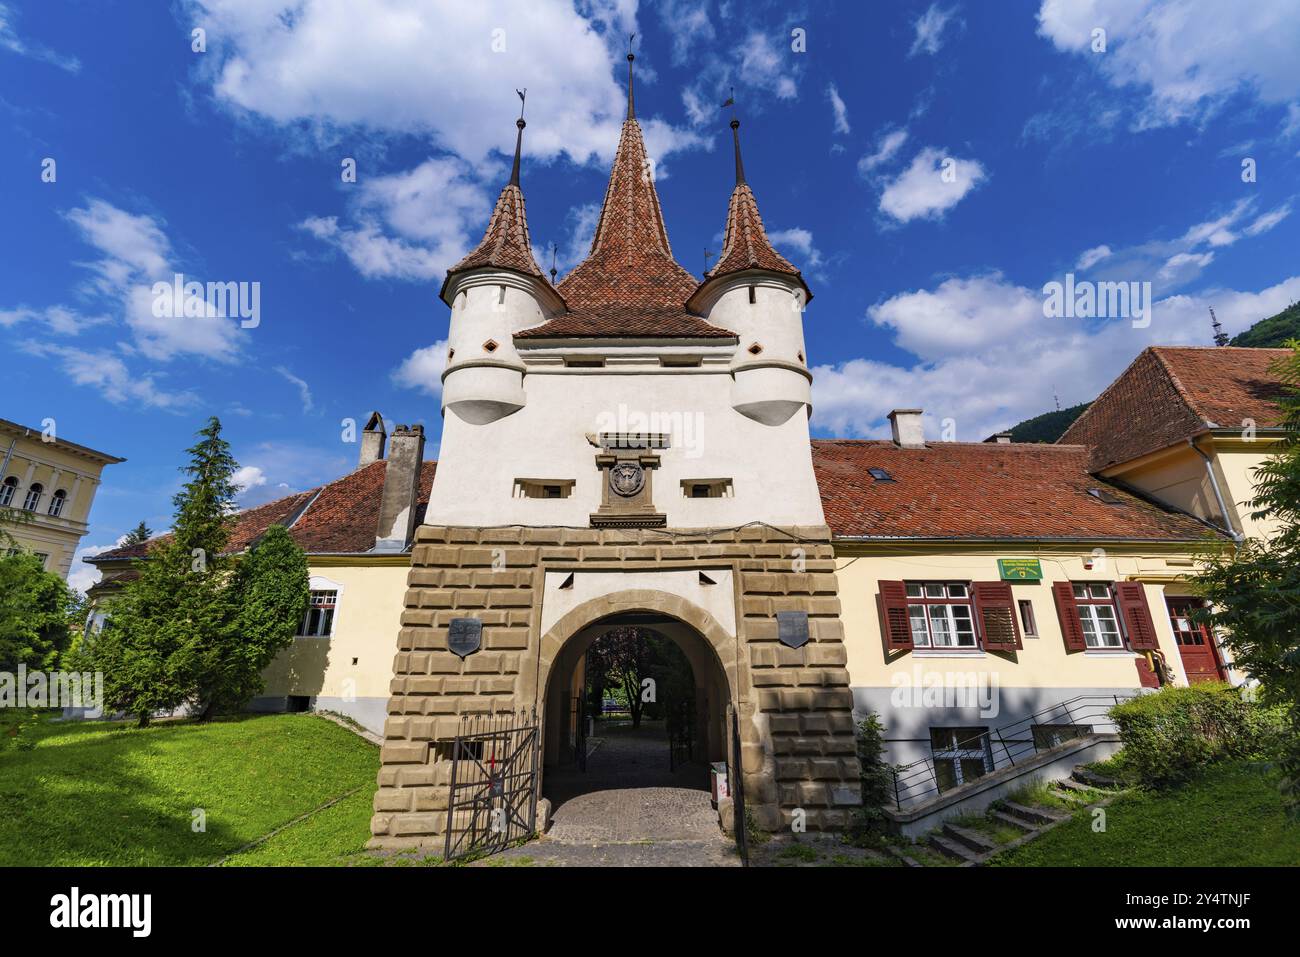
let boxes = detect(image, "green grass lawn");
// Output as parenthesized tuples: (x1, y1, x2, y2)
(991, 761, 1299, 867)
(0, 711, 379, 866)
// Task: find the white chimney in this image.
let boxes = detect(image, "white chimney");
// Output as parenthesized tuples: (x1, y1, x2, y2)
(374, 424, 425, 552)
(359, 411, 387, 467)
(888, 409, 925, 449)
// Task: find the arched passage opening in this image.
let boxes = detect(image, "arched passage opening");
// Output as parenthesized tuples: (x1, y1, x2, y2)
(536, 602, 734, 842)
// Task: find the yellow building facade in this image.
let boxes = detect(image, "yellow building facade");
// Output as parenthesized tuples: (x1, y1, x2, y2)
(1, 417, 123, 579)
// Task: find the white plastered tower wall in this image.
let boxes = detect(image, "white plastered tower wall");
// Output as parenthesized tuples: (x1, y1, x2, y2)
(693, 273, 813, 428)
(439, 267, 566, 426)
(427, 337, 826, 529)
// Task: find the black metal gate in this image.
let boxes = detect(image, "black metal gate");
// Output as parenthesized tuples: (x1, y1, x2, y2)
(569, 694, 588, 771)
(667, 697, 695, 771)
(443, 710, 539, 862)
(730, 706, 748, 867)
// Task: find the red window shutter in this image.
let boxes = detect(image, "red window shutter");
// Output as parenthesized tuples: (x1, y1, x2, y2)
(972, 582, 1021, 650)
(1053, 582, 1087, 651)
(878, 581, 914, 651)
(1134, 654, 1160, 688)
(1116, 582, 1160, 650)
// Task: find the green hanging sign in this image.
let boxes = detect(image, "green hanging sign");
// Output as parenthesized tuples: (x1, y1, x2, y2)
(998, 558, 1043, 581)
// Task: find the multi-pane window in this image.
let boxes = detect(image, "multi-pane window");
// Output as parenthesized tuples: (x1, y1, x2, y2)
(48, 489, 67, 517)
(22, 483, 43, 512)
(0, 477, 16, 507)
(1018, 599, 1038, 637)
(905, 582, 976, 648)
(300, 590, 337, 637)
(930, 727, 993, 791)
(1072, 583, 1123, 648)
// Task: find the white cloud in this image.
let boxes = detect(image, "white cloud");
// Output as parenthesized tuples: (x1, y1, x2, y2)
(814, 272, 1300, 442)
(184, 0, 696, 169)
(392, 339, 450, 398)
(68, 544, 115, 595)
(858, 129, 909, 175)
(63, 198, 244, 363)
(736, 30, 798, 100)
(681, 26, 802, 127)
(827, 83, 850, 135)
(657, 0, 715, 65)
(867, 273, 1042, 359)
(909, 4, 960, 57)
(274, 366, 314, 413)
(878, 147, 987, 223)
(1075, 245, 1112, 270)
(0, 305, 109, 336)
(1037, 0, 1300, 128)
(233, 465, 268, 493)
(548, 202, 602, 274)
(18, 342, 198, 411)
(1245, 204, 1292, 237)
(0, 2, 80, 73)
(767, 227, 825, 276)
(1081, 198, 1291, 295)
(1284, 103, 1300, 138)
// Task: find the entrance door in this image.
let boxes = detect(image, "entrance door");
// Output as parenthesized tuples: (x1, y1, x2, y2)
(1166, 598, 1227, 683)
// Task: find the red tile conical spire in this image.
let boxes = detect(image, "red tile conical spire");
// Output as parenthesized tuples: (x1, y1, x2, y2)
(552, 52, 701, 319)
(440, 113, 546, 304)
(702, 119, 806, 288)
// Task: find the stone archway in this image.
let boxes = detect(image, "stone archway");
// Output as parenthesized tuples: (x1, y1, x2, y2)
(534, 602, 735, 843)
(369, 523, 863, 850)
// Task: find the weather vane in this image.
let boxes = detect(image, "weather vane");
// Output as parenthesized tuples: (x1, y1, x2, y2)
(516, 88, 526, 119)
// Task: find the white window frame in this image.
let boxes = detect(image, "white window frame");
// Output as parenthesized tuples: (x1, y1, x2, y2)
(48, 489, 67, 517)
(1073, 583, 1123, 649)
(930, 727, 993, 790)
(22, 483, 43, 512)
(0, 477, 16, 507)
(905, 582, 977, 649)
(298, 575, 344, 638)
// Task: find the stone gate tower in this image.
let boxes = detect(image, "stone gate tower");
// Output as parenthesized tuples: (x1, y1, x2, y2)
(371, 58, 861, 848)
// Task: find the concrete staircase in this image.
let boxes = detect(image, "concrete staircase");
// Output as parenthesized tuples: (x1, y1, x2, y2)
(897, 764, 1127, 866)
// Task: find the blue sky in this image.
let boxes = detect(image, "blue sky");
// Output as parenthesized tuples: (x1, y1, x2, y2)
(2, 0, 1298, 589)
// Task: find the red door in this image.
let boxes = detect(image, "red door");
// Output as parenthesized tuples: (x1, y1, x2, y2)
(1166, 599, 1227, 683)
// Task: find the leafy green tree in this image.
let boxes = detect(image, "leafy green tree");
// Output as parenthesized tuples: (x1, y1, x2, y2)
(192, 525, 308, 718)
(0, 552, 79, 672)
(94, 417, 304, 726)
(122, 521, 154, 546)
(1196, 343, 1300, 818)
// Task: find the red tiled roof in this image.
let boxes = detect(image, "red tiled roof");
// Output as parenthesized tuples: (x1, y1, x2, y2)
(91, 460, 437, 562)
(92, 444, 1216, 560)
(811, 439, 1218, 542)
(701, 183, 807, 291)
(1061, 346, 1290, 471)
(441, 182, 545, 299)
(517, 117, 733, 341)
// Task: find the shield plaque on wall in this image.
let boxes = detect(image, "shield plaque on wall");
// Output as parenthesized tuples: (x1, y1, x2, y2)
(447, 617, 482, 658)
(776, 611, 810, 649)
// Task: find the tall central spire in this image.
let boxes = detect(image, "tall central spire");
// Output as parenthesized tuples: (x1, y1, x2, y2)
(554, 50, 697, 313)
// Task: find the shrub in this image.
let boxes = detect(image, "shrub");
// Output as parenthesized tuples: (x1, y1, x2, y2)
(846, 712, 895, 846)
(1109, 683, 1285, 788)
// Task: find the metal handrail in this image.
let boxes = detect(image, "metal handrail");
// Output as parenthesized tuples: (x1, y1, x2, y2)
(888, 693, 1136, 809)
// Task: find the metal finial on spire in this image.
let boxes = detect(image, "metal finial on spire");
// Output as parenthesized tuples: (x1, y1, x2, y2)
(549, 242, 558, 285)
(509, 89, 527, 187)
(730, 119, 746, 186)
(626, 34, 636, 120)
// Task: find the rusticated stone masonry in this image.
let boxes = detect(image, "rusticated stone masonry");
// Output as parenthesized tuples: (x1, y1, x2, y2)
(369, 523, 861, 849)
